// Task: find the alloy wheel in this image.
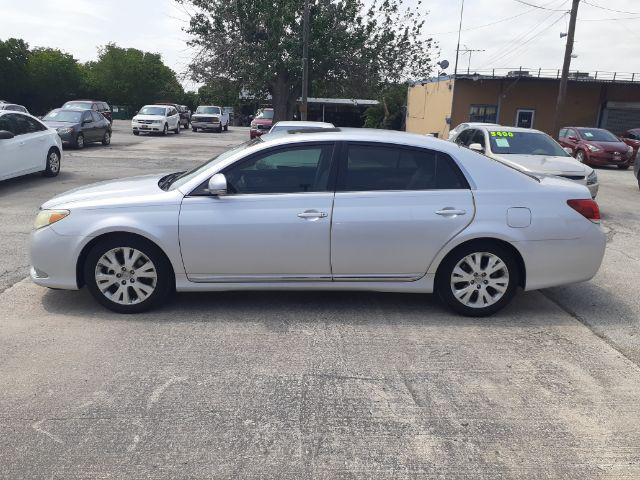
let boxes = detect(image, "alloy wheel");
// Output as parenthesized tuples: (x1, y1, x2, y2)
(94, 247, 158, 305)
(450, 252, 509, 308)
(48, 151, 60, 173)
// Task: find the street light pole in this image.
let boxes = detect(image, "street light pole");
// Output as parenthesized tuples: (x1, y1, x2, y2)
(553, 0, 580, 136)
(301, 0, 310, 121)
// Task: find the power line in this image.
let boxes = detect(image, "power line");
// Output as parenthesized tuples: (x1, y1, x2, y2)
(582, 0, 640, 15)
(579, 15, 640, 21)
(511, 0, 570, 11)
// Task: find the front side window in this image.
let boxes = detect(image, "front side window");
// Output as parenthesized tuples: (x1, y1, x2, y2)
(469, 105, 497, 123)
(340, 144, 468, 191)
(224, 145, 334, 194)
(471, 130, 485, 148)
(82, 111, 93, 123)
(455, 129, 473, 146)
(559, 128, 568, 138)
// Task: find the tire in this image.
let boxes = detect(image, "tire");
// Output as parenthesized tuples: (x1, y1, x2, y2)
(76, 133, 85, 149)
(43, 148, 61, 177)
(617, 164, 629, 170)
(576, 150, 586, 164)
(192, 127, 197, 132)
(217, 125, 223, 133)
(133, 130, 139, 136)
(102, 130, 111, 146)
(84, 235, 173, 314)
(174, 122, 180, 134)
(224, 122, 228, 132)
(436, 241, 519, 317)
(162, 124, 168, 135)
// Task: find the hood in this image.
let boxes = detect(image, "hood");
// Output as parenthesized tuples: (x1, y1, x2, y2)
(588, 141, 628, 153)
(492, 154, 586, 175)
(252, 118, 273, 126)
(134, 114, 165, 121)
(43, 121, 79, 129)
(42, 173, 176, 209)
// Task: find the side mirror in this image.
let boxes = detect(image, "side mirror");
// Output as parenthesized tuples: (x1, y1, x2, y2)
(468, 143, 484, 153)
(563, 147, 573, 155)
(207, 173, 227, 196)
(0, 130, 15, 140)
(83, 120, 92, 125)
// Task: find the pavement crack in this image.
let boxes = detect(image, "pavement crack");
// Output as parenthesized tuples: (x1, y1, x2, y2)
(146, 376, 188, 410)
(32, 419, 64, 445)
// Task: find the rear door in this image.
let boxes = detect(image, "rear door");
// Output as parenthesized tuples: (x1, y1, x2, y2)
(330, 142, 474, 280)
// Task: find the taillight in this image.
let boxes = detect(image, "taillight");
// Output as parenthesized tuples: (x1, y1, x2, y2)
(567, 199, 600, 223)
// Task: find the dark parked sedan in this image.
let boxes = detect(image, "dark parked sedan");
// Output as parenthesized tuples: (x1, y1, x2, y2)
(62, 100, 112, 124)
(620, 128, 640, 164)
(42, 108, 112, 149)
(559, 127, 633, 169)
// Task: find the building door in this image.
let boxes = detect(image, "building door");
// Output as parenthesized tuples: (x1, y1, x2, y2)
(516, 109, 535, 128)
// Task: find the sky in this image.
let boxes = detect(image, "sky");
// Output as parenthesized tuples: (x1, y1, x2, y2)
(2, 0, 640, 90)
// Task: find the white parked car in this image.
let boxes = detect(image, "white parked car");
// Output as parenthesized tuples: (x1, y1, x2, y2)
(0, 102, 29, 114)
(0, 110, 62, 181)
(131, 105, 181, 136)
(190, 105, 230, 133)
(451, 125, 599, 198)
(269, 121, 335, 135)
(30, 129, 605, 316)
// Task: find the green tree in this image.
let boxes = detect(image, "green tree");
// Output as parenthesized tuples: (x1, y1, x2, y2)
(87, 44, 184, 109)
(178, 0, 435, 121)
(26, 48, 84, 114)
(197, 77, 242, 108)
(0, 38, 30, 105)
(363, 83, 407, 130)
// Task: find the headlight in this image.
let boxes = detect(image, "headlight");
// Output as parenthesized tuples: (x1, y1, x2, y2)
(132, 117, 138, 122)
(56, 127, 73, 134)
(587, 170, 598, 185)
(586, 144, 601, 152)
(34, 209, 70, 230)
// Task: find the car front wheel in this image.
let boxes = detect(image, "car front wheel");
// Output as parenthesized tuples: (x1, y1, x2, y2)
(436, 242, 519, 317)
(576, 150, 586, 163)
(43, 148, 61, 177)
(162, 124, 168, 135)
(102, 131, 111, 145)
(84, 236, 173, 314)
(76, 133, 85, 149)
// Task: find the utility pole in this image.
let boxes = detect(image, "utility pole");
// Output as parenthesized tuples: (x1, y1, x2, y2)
(453, 0, 465, 77)
(301, 0, 310, 121)
(552, 0, 580, 135)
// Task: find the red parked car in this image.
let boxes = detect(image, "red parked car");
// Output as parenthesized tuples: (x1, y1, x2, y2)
(558, 127, 633, 169)
(619, 128, 640, 164)
(249, 108, 274, 139)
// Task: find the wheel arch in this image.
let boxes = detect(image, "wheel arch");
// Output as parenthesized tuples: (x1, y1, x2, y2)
(433, 237, 526, 289)
(76, 231, 175, 288)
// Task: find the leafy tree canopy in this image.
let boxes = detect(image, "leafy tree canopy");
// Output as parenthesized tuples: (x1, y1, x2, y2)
(178, 0, 436, 121)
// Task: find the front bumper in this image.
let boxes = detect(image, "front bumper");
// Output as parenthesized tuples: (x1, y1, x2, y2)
(192, 121, 221, 130)
(586, 151, 632, 167)
(132, 121, 164, 133)
(56, 130, 76, 144)
(30, 226, 81, 290)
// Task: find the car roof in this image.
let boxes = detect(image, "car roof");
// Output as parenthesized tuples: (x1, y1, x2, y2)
(475, 125, 546, 135)
(272, 121, 334, 128)
(197, 105, 222, 108)
(51, 107, 89, 112)
(64, 100, 103, 103)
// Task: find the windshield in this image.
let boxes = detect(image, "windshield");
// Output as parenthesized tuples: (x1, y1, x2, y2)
(578, 128, 619, 142)
(43, 110, 82, 122)
(138, 106, 166, 116)
(63, 102, 92, 110)
(488, 130, 568, 156)
(256, 109, 274, 119)
(165, 138, 263, 191)
(196, 106, 221, 114)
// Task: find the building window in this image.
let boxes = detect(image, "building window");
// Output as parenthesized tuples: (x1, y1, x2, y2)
(469, 105, 497, 123)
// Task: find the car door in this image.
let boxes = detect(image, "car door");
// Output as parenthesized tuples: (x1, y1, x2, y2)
(91, 111, 106, 139)
(330, 142, 474, 280)
(8, 113, 49, 175)
(170, 107, 179, 129)
(179, 143, 337, 281)
(0, 114, 24, 180)
(80, 111, 97, 142)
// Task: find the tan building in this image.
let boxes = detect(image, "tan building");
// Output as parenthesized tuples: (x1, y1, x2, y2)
(406, 71, 640, 138)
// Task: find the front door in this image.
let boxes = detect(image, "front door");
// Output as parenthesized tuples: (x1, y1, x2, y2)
(330, 143, 474, 280)
(179, 143, 336, 281)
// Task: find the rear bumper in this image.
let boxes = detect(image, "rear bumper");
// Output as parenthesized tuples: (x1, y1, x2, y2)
(517, 224, 606, 291)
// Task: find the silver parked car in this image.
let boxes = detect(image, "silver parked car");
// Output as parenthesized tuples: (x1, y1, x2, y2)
(451, 125, 599, 198)
(30, 129, 605, 316)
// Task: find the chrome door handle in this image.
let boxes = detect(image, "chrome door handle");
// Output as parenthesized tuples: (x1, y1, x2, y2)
(436, 208, 466, 217)
(297, 210, 327, 219)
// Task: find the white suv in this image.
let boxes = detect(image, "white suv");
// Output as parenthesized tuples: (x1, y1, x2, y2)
(191, 105, 230, 133)
(131, 105, 181, 135)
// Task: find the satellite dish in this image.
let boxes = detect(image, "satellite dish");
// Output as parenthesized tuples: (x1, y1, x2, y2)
(438, 60, 450, 70)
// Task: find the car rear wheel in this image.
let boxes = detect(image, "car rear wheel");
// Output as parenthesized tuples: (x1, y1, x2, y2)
(174, 123, 180, 134)
(192, 127, 197, 132)
(43, 148, 61, 177)
(436, 242, 519, 317)
(84, 236, 173, 314)
(102, 131, 111, 145)
(76, 133, 85, 149)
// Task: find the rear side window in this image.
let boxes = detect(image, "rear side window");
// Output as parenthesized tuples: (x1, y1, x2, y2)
(339, 144, 469, 191)
(0, 115, 16, 134)
(11, 113, 45, 134)
(559, 128, 567, 138)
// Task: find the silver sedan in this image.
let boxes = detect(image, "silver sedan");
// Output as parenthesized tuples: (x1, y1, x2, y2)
(30, 129, 606, 316)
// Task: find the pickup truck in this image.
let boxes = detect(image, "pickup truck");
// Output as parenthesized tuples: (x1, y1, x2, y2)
(191, 105, 230, 133)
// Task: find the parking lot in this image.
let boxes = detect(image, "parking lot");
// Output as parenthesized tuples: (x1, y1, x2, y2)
(1, 121, 640, 478)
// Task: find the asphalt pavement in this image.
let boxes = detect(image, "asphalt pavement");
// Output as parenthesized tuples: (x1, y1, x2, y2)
(1, 121, 639, 479)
